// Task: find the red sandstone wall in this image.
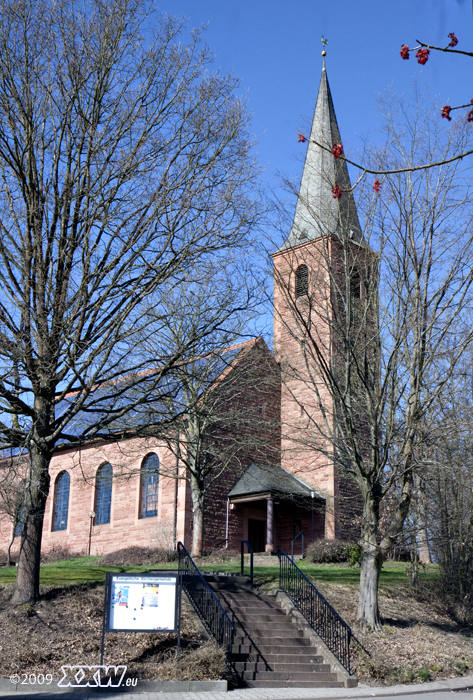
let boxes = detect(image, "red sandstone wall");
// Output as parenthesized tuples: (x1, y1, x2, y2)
(273, 239, 337, 537)
(201, 340, 281, 551)
(0, 437, 190, 558)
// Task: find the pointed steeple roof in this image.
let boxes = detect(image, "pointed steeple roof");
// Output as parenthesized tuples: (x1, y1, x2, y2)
(280, 61, 363, 250)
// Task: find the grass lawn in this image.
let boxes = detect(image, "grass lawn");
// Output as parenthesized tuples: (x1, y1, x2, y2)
(0, 555, 439, 589)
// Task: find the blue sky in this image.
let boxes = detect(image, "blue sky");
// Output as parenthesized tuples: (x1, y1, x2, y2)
(161, 0, 472, 190)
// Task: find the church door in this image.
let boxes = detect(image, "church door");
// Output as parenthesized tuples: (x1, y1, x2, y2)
(248, 518, 266, 553)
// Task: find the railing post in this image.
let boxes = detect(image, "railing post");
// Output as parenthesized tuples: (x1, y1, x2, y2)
(291, 531, 304, 558)
(240, 540, 253, 590)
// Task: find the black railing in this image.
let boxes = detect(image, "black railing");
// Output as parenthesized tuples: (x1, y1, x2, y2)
(240, 540, 254, 590)
(291, 531, 304, 558)
(177, 542, 235, 654)
(278, 549, 351, 673)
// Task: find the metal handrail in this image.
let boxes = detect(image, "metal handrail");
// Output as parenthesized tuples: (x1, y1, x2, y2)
(240, 540, 254, 590)
(278, 548, 351, 673)
(291, 531, 304, 558)
(177, 542, 235, 654)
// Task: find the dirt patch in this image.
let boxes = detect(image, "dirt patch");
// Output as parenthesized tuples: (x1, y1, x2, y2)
(0, 584, 225, 681)
(309, 579, 473, 685)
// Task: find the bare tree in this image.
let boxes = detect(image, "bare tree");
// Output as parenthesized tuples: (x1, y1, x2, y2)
(0, 452, 27, 566)
(273, 92, 473, 630)
(420, 343, 473, 620)
(0, 0, 262, 604)
(133, 269, 279, 557)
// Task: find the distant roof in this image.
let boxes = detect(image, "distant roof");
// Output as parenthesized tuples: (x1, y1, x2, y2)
(228, 462, 324, 501)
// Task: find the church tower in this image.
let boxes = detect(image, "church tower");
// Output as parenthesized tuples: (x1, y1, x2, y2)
(272, 57, 367, 539)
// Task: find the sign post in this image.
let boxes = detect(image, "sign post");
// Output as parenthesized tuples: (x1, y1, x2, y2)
(100, 572, 181, 665)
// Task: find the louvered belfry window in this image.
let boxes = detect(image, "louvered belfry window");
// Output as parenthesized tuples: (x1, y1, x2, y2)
(295, 264, 309, 298)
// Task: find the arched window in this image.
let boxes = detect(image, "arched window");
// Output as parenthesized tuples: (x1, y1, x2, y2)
(52, 471, 70, 531)
(140, 453, 159, 519)
(295, 264, 309, 298)
(95, 463, 113, 525)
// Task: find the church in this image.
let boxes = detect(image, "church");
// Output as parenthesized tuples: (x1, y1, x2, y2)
(0, 61, 368, 559)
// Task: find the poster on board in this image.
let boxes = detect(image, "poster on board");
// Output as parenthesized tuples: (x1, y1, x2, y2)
(106, 573, 178, 632)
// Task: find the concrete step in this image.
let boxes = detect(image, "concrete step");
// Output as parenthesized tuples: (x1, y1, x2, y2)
(233, 622, 298, 633)
(231, 638, 312, 653)
(240, 671, 339, 682)
(204, 575, 251, 590)
(234, 662, 332, 673)
(231, 611, 290, 622)
(205, 574, 352, 688)
(242, 680, 345, 688)
(218, 597, 277, 608)
(230, 652, 324, 664)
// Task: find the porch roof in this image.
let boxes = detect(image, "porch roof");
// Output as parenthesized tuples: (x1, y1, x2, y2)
(228, 463, 325, 502)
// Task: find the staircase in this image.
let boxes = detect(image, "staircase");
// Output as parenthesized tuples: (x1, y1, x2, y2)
(206, 575, 346, 688)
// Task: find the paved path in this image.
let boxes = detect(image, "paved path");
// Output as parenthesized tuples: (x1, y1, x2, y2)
(0, 675, 471, 700)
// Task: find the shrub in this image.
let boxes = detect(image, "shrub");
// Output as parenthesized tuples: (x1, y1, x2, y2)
(93, 546, 178, 566)
(346, 544, 362, 567)
(41, 546, 78, 563)
(195, 549, 240, 563)
(417, 667, 432, 682)
(305, 539, 353, 563)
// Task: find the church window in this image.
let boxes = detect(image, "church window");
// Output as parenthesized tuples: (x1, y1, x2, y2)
(140, 453, 159, 519)
(52, 471, 70, 531)
(351, 269, 361, 299)
(295, 264, 309, 298)
(94, 463, 113, 525)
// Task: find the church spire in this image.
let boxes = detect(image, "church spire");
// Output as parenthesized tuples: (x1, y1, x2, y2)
(280, 58, 363, 250)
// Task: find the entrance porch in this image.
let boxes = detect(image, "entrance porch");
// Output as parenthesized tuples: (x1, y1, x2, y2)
(227, 463, 325, 554)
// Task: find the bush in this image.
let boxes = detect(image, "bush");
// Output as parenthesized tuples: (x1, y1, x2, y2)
(41, 546, 79, 563)
(305, 539, 353, 563)
(346, 544, 362, 567)
(93, 546, 178, 567)
(195, 549, 240, 563)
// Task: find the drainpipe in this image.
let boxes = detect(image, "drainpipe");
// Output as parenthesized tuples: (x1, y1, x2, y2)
(311, 491, 315, 542)
(266, 497, 274, 552)
(225, 498, 229, 549)
(172, 450, 179, 551)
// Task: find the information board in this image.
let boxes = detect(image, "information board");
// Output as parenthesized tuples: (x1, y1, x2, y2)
(106, 573, 178, 632)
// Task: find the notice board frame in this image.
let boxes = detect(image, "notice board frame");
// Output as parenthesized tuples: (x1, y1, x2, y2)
(100, 571, 182, 665)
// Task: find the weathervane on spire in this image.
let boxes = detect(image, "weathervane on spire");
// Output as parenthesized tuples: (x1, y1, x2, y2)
(321, 36, 328, 68)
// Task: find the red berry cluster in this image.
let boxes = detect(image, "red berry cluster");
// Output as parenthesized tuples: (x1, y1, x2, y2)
(441, 105, 452, 121)
(332, 184, 342, 199)
(400, 45, 410, 60)
(298, 133, 307, 143)
(416, 48, 430, 65)
(373, 180, 381, 193)
(331, 143, 344, 159)
(448, 33, 458, 48)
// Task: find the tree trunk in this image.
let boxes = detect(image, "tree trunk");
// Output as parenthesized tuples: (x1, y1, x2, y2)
(357, 545, 383, 631)
(357, 490, 383, 631)
(6, 529, 15, 566)
(414, 474, 431, 564)
(190, 475, 204, 558)
(10, 446, 51, 605)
